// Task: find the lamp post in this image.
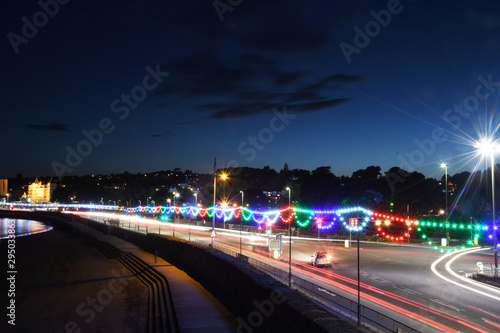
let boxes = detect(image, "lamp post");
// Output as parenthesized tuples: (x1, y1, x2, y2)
(475, 137, 498, 269)
(194, 192, 197, 205)
(212, 159, 217, 247)
(240, 191, 244, 257)
(406, 204, 410, 244)
(441, 163, 449, 246)
(357, 221, 361, 326)
(286, 187, 292, 287)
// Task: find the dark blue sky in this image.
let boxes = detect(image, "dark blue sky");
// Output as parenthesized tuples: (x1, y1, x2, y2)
(2, 0, 500, 179)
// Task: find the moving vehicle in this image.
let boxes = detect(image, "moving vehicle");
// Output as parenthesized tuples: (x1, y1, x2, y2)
(310, 251, 331, 267)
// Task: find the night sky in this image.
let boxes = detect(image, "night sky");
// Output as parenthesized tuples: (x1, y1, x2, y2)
(2, 1, 500, 179)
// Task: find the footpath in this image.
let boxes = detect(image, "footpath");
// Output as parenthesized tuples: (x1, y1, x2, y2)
(69, 218, 238, 333)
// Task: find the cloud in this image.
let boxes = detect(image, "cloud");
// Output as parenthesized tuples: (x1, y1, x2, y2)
(26, 120, 69, 131)
(151, 2, 366, 121)
(155, 49, 363, 119)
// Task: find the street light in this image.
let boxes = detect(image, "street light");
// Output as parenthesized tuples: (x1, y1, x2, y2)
(240, 191, 244, 257)
(194, 192, 197, 205)
(475, 137, 498, 268)
(441, 163, 449, 246)
(286, 187, 292, 287)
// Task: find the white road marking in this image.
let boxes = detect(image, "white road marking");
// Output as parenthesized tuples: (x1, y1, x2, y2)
(430, 247, 500, 302)
(430, 298, 464, 312)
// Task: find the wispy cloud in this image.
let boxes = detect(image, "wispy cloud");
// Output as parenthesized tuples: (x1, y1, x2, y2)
(26, 120, 69, 131)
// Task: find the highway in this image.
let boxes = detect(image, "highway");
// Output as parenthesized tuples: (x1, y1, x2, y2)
(72, 211, 500, 333)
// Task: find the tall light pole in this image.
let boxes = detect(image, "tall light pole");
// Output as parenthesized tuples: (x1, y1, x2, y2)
(212, 158, 217, 247)
(475, 137, 498, 269)
(194, 192, 197, 205)
(441, 163, 449, 246)
(286, 187, 292, 287)
(240, 190, 244, 257)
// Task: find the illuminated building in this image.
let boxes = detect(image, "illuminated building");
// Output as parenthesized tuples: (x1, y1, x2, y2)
(24, 178, 57, 203)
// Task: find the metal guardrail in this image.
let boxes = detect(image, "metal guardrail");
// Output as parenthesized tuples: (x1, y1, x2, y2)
(193, 239, 420, 333)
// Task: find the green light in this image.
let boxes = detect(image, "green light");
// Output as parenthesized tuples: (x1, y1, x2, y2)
(434, 246, 438, 250)
(422, 234, 427, 239)
(440, 249, 444, 253)
(417, 227, 421, 231)
(428, 241, 432, 245)
(266, 229, 271, 235)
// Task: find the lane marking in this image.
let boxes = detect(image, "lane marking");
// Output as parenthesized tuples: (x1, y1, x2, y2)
(430, 298, 464, 312)
(431, 247, 500, 302)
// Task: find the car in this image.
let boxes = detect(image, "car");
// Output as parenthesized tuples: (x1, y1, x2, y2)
(311, 251, 332, 267)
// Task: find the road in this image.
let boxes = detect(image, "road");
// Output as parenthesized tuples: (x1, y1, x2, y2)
(73, 211, 500, 333)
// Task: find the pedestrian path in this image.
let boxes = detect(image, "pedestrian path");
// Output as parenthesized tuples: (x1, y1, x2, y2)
(71, 220, 238, 333)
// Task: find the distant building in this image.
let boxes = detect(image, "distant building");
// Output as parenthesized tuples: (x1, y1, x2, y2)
(263, 190, 283, 206)
(24, 178, 57, 203)
(0, 179, 7, 197)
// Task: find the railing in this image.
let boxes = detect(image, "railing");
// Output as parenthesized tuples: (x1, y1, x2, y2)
(82, 214, 422, 332)
(194, 239, 421, 333)
(485, 263, 499, 277)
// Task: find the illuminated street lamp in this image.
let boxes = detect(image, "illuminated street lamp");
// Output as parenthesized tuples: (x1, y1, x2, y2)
(475, 137, 498, 269)
(240, 191, 244, 257)
(441, 163, 449, 246)
(286, 186, 292, 287)
(211, 161, 228, 246)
